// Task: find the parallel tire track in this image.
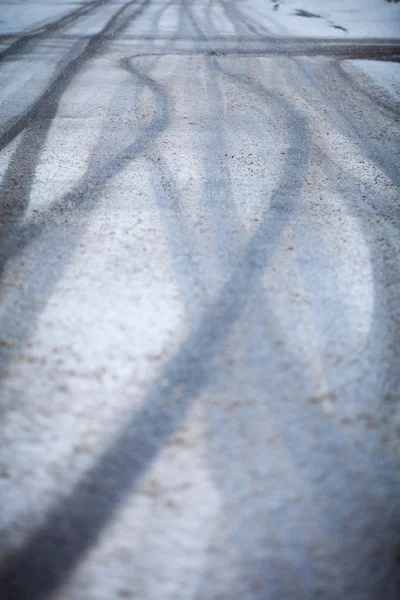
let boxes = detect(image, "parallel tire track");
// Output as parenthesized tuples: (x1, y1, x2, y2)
(0, 0, 151, 153)
(0, 0, 110, 61)
(0, 74, 308, 600)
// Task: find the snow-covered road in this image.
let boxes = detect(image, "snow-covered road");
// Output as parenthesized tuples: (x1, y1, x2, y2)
(0, 1, 399, 599)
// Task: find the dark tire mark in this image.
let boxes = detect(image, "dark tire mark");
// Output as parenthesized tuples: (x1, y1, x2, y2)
(0, 0, 151, 153)
(0, 69, 308, 600)
(182, 1, 247, 270)
(219, 0, 272, 38)
(181, 0, 207, 38)
(335, 59, 400, 118)
(0, 0, 184, 302)
(310, 151, 400, 598)
(149, 0, 176, 38)
(77, 41, 399, 60)
(219, 0, 257, 38)
(0, 0, 109, 62)
(197, 52, 400, 597)
(0, 0, 160, 379)
(298, 58, 400, 190)
(0, 50, 171, 377)
(201, 55, 243, 267)
(0, 41, 87, 258)
(192, 56, 317, 598)
(1, 3, 398, 598)
(0, 0, 195, 374)
(146, 151, 208, 324)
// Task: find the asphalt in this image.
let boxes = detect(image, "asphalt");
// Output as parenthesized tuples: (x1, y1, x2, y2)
(0, 1, 399, 599)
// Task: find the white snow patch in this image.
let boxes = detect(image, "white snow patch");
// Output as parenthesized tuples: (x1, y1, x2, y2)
(246, 0, 400, 39)
(344, 59, 400, 100)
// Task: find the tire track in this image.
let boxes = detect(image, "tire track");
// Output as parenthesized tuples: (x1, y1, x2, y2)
(198, 58, 399, 595)
(0, 0, 151, 153)
(0, 0, 153, 267)
(335, 60, 400, 118)
(0, 0, 189, 384)
(299, 57, 400, 189)
(182, 0, 245, 271)
(189, 22, 400, 592)
(174, 15, 326, 594)
(298, 62, 400, 421)
(0, 57, 171, 376)
(0, 0, 162, 386)
(0, 0, 110, 62)
(219, 0, 272, 38)
(263, 59, 400, 596)
(1, 3, 398, 598)
(198, 58, 330, 598)
(0, 54, 309, 600)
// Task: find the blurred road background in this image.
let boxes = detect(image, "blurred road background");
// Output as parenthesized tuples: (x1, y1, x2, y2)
(0, 1, 400, 598)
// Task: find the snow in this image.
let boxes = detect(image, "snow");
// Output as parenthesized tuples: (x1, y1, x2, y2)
(246, 0, 400, 38)
(344, 59, 400, 100)
(1, 0, 399, 39)
(0, 2, 91, 35)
